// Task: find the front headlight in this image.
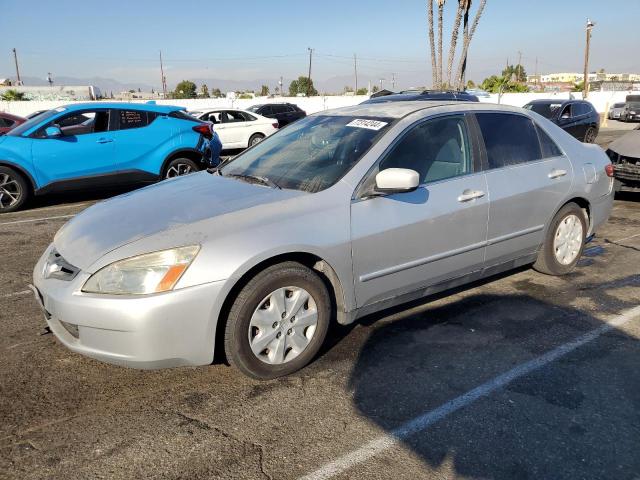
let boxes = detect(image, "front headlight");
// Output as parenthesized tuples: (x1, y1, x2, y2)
(82, 245, 200, 295)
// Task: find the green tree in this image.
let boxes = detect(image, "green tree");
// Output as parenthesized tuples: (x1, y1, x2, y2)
(572, 81, 584, 92)
(200, 84, 210, 98)
(502, 64, 527, 83)
(356, 87, 368, 95)
(0, 89, 28, 101)
(372, 85, 380, 93)
(466, 79, 476, 89)
(173, 80, 197, 99)
(288, 76, 318, 96)
(211, 87, 222, 98)
(480, 74, 529, 94)
(259, 85, 270, 96)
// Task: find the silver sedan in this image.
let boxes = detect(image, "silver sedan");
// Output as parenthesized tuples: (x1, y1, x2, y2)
(32, 101, 615, 379)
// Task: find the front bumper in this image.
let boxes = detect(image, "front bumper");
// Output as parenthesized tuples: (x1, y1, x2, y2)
(33, 249, 226, 369)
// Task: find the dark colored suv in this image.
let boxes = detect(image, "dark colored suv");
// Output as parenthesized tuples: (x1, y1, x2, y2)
(523, 99, 599, 143)
(247, 103, 306, 127)
(361, 90, 479, 105)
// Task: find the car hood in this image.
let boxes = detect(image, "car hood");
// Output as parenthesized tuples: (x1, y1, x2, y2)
(54, 172, 306, 270)
(608, 129, 640, 158)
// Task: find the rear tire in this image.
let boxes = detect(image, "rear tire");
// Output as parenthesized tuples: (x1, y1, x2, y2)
(164, 158, 200, 179)
(248, 133, 265, 147)
(0, 166, 29, 213)
(224, 262, 331, 379)
(583, 126, 597, 143)
(533, 202, 587, 276)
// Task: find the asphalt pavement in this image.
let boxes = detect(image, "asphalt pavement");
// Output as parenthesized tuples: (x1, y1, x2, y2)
(1, 130, 639, 480)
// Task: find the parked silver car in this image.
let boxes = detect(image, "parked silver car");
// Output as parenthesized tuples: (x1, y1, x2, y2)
(32, 102, 614, 379)
(608, 102, 626, 120)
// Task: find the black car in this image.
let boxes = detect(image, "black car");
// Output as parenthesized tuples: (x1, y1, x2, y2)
(523, 99, 599, 143)
(620, 95, 640, 122)
(361, 90, 479, 105)
(246, 103, 306, 127)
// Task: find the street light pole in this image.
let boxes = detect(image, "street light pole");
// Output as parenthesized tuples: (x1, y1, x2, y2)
(582, 19, 595, 99)
(307, 47, 314, 97)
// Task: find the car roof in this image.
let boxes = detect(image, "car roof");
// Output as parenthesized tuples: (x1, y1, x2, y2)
(58, 102, 185, 114)
(320, 101, 526, 119)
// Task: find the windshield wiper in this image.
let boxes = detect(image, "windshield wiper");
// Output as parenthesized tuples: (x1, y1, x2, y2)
(225, 173, 281, 189)
(206, 156, 233, 174)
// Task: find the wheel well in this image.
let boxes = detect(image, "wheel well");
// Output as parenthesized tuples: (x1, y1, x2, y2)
(160, 150, 204, 177)
(213, 252, 346, 363)
(564, 197, 591, 229)
(0, 162, 35, 194)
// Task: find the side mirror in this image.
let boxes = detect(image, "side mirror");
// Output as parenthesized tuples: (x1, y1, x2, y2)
(375, 168, 420, 194)
(45, 126, 62, 138)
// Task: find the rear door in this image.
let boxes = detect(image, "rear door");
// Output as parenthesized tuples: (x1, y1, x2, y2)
(557, 103, 583, 139)
(475, 112, 573, 268)
(30, 109, 116, 188)
(351, 114, 489, 308)
(110, 109, 165, 175)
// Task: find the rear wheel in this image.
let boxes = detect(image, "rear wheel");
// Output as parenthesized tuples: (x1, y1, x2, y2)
(0, 166, 29, 213)
(533, 202, 587, 275)
(164, 158, 200, 179)
(583, 126, 597, 143)
(224, 262, 331, 379)
(248, 133, 265, 147)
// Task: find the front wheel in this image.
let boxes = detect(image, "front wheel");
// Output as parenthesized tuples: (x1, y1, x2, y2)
(224, 262, 331, 379)
(533, 202, 587, 276)
(583, 127, 597, 143)
(164, 158, 200, 179)
(0, 166, 29, 213)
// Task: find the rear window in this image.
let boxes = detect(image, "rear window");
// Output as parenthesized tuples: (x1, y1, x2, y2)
(524, 103, 562, 119)
(0, 117, 15, 128)
(116, 110, 156, 130)
(476, 113, 542, 168)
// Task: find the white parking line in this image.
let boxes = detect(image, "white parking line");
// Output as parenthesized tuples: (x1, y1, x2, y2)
(299, 305, 640, 480)
(615, 232, 640, 243)
(0, 290, 31, 299)
(0, 214, 75, 226)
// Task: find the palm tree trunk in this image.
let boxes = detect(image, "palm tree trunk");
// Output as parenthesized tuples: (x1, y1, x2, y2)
(454, 0, 487, 89)
(428, 0, 437, 88)
(446, 0, 465, 88)
(459, 0, 471, 89)
(437, 1, 445, 88)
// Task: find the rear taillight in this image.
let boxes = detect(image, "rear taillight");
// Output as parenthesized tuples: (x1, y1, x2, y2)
(272, 122, 279, 129)
(192, 123, 212, 138)
(605, 164, 615, 178)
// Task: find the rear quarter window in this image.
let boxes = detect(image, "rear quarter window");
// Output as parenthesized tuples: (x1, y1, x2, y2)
(116, 110, 155, 130)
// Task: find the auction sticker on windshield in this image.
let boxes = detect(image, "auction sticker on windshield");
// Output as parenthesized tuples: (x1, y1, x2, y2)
(346, 119, 388, 130)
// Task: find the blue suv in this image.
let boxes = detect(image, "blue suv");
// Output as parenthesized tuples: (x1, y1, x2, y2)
(0, 102, 211, 212)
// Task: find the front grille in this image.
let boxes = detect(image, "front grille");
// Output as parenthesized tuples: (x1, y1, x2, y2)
(43, 249, 80, 281)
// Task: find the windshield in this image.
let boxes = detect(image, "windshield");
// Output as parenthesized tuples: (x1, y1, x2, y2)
(613, 103, 625, 108)
(220, 115, 392, 193)
(524, 103, 563, 119)
(246, 105, 260, 112)
(7, 109, 60, 136)
(628, 102, 640, 109)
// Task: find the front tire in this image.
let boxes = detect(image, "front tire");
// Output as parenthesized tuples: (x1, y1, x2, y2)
(224, 262, 331, 379)
(583, 126, 597, 143)
(0, 166, 29, 213)
(164, 158, 200, 179)
(533, 202, 587, 276)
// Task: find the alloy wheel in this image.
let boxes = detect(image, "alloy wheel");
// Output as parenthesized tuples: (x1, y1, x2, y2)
(248, 286, 318, 365)
(165, 162, 193, 178)
(0, 172, 22, 210)
(553, 214, 584, 265)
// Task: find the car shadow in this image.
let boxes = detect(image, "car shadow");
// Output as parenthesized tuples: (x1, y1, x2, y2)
(347, 284, 640, 478)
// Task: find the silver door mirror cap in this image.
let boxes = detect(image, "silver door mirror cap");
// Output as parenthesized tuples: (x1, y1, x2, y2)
(375, 168, 420, 193)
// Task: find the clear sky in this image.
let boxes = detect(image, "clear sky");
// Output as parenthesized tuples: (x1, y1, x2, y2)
(1, 0, 639, 90)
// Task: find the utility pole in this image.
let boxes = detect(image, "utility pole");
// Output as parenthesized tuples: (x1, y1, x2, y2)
(279, 76, 283, 96)
(583, 19, 595, 99)
(354, 53, 358, 93)
(535, 56, 538, 84)
(46, 72, 53, 87)
(159, 50, 167, 98)
(307, 47, 314, 96)
(391, 73, 396, 90)
(12, 48, 23, 85)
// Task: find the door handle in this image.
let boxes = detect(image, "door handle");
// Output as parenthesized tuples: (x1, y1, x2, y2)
(548, 169, 567, 179)
(457, 189, 485, 202)
(96, 138, 113, 144)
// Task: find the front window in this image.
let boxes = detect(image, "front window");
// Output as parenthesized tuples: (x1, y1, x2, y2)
(246, 105, 260, 113)
(220, 115, 392, 193)
(524, 103, 562, 119)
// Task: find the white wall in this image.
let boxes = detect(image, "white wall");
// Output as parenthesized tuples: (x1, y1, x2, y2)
(0, 91, 635, 118)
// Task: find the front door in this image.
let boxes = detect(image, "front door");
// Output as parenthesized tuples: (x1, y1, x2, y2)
(474, 112, 574, 267)
(31, 109, 116, 189)
(351, 114, 489, 308)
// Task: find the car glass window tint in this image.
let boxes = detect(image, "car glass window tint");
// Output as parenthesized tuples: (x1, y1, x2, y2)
(476, 113, 542, 168)
(0, 118, 11, 128)
(560, 104, 572, 118)
(380, 115, 472, 183)
(118, 110, 149, 130)
(261, 106, 273, 115)
(536, 126, 563, 158)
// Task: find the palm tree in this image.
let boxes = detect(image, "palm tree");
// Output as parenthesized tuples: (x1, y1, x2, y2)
(437, 0, 445, 88)
(0, 89, 27, 101)
(428, 0, 437, 88)
(445, 0, 465, 88)
(454, 0, 487, 89)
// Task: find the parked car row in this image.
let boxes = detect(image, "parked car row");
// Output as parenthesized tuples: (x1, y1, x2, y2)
(188, 108, 279, 149)
(31, 100, 615, 379)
